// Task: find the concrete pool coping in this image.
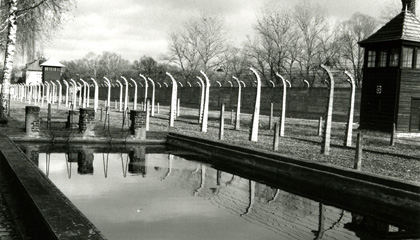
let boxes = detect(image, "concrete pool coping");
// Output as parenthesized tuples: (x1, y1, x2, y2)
(0, 135, 106, 239)
(166, 132, 420, 232)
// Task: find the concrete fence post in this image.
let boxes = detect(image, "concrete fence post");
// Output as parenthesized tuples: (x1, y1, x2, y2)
(318, 116, 323, 136)
(275, 72, 287, 137)
(177, 98, 180, 117)
(121, 76, 129, 113)
(90, 78, 99, 112)
(219, 103, 225, 140)
(354, 132, 363, 170)
(196, 77, 205, 124)
(273, 122, 279, 151)
(148, 77, 156, 116)
(269, 102, 274, 130)
(103, 77, 111, 109)
(63, 80, 69, 108)
(146, 99, 150, 131)
(232, 76, 242, 130)
(320, 64, 335, 155)
(344, 71, 355, 147)
(166, 72, 177, 128)
(200, 71, 210, 133)
(230, 109, 234, 125)
(140, 74, 149, 111)
(249, 67, 261, 142)
(129, 78, 138, 110)
(116, 80, 123, 112)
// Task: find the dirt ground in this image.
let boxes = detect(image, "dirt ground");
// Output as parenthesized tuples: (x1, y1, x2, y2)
(4, 99, 420, 183)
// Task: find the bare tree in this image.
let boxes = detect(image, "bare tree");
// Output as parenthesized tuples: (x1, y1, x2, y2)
(167, 31, 200, 81)
(245, 37, 270, 85)
(316, 22, 342, 69)
(167, 13, 227, 81)
(253, 7, 295, 85)
(84, 52, 101, 79)
(294, 0, 328, 86)
(219, 44, 250, 81)
(339, 12, 378, 86)
(133, 55, 158, 76)
(0, 0, 75, 123)
(100, 51, 129, 80)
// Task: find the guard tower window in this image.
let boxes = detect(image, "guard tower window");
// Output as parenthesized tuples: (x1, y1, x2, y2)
(389, 48, 399, 67)
(367, 51, 376, 67)
(416, 49, 420, 68)
(378, 51, 387, 67)
(402, 47, 414, 68)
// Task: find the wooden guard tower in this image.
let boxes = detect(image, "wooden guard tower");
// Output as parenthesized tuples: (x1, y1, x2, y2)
(40, 57, 64, 83)
(359, 0, 420, 133)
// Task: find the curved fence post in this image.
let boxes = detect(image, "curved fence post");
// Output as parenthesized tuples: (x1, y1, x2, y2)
(63, 80, 69, 107)
(139, 74, 149, 111)
(50, 81, 56, 104)
(196, 76, 205, 124)
(275, 73, 287, 137)
(303, 79, 310, 88)
(232, 76, 242, 130)
(148, 77, 156, 116)
(129, 78, 138, 110)
(166, 72, 177, 127)
(116, 80, 123, 112)
(200, 71, 211, 133)
(103, 77, 111, 108)
(320, 64, 335, 155)
(56, 80, 62, 107)
(70, 79, 77, 108)
(249, 68, 261, 142)
(80, 79, 88, 108)
(91, 78, 99, 112)
(344, 71, 356, 147)
(121, 76, 129, 112)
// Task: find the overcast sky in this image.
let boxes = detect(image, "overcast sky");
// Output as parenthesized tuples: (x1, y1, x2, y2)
(43, 0, 389, 62)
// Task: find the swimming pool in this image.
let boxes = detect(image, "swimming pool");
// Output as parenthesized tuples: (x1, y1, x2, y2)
(20, 144, 403, 240)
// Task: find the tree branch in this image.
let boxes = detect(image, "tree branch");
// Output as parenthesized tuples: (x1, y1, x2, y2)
(15, 0, 49, 17)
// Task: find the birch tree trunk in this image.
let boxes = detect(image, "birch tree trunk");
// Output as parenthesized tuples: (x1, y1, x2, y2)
(0, 0, 18, 123)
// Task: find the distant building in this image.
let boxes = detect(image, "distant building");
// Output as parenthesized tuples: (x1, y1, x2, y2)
(359, 0, 420, 133)
(22, 58, 44, 85)
(22, 57, 65, 85)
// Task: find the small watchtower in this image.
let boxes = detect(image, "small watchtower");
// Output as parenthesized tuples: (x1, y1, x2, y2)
(40, 57, 64, 83)
(359, 0, 420, 133)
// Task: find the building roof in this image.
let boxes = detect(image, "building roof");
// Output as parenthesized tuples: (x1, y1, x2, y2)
(23, 59, 42, 71)
(359, 10, 420, 46)
(40, 57, 64, 67)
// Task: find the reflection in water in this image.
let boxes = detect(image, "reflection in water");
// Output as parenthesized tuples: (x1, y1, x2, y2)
(267, 189, 280, 204)
(314, 203, 325, 240)
(161, 154, 172, 180)
(120, 153, 128, 178)
(193, 164, 205, 196)
(128, 146, 146, 177)
(241, 180, 255, 216)
(102, 153, 108, 178)
(77, 149, 94, 175)
(21, 145, 418, 240)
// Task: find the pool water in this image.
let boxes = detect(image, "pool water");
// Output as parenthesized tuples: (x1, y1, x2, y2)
(30, 146, 392, 240)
